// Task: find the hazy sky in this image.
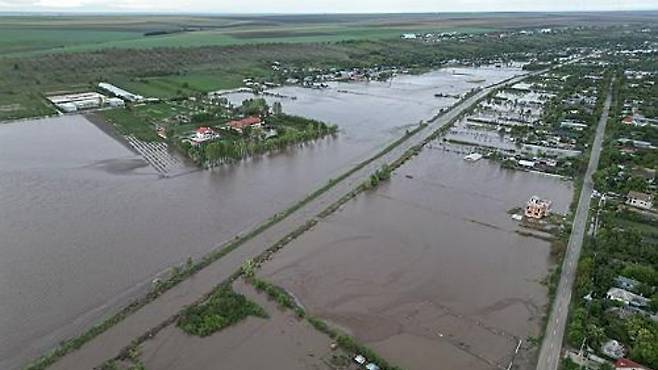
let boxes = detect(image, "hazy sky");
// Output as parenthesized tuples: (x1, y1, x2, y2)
(0, 0, 657, 13)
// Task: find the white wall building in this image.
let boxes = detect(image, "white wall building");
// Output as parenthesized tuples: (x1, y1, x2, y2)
(626, 191, 653, 210)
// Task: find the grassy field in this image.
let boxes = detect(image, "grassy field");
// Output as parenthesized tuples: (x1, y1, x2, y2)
(0, 91, 56, 121)
(0, 28, 142, 55)
(0, 24, 494, 57)
(2, 12, 657, 58)
(115, 69, 257, 98)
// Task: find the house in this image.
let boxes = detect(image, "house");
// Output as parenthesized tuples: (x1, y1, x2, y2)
(525, 196, 552, 219)
(227, 116, 262, 133)
(622, 115, 635, 125)
(192, 127, 219, 143)
(601, 339, 626, 359)
(615, 358, 652, 370)
(626, 191, 654, 210)
(606, 287, 650, 308)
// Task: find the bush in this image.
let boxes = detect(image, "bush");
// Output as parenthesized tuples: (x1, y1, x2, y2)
(178, 286, 268, 337)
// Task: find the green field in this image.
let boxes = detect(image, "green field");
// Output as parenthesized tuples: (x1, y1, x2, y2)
(115, 70, 257, 98)
(0, 13, 656, 121)
(0, 28, 142, 55)
(0, 91, 56, 121)
(0, 23, 494, 57)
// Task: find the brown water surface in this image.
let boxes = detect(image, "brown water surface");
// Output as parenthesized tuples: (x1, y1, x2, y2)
(259, 148, 573, 370)
(0, 66, 521, 369)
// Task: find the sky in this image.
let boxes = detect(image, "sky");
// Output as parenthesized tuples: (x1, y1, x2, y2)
(0, 0, 657, 13)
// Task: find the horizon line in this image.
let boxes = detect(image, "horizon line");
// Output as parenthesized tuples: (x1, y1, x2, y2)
(2, 9, 658, 16)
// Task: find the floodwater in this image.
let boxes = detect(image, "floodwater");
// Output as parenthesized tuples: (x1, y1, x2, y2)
(0, 66, 522, 369)
(140, 279, 346, 370)
(258, 148, 573, 370)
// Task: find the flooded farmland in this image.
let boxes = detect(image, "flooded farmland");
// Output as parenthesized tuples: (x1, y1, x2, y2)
(140, 279, 347, 370)
(0, 66, 522, 369)
(258, 147, 573, 370)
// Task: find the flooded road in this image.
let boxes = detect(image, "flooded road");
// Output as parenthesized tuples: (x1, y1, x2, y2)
(259, 148, 573, 370)
(0, 66, 521, 369)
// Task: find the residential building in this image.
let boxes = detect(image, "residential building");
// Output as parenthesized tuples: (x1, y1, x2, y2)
(227, 116, 262, 133)
(615, 358, 652, 370)
(601, 339, 626, 359)
(606, 287, 650, 308)
(192, 127, 219, 143)
(626, 191, 654, 210)
(525, 196, 551, 219)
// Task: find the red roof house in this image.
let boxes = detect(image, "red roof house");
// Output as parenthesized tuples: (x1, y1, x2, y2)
(196, 127, 214, 135)
(193, 126, 218, 143)
(227, 116, 262, 132)
(615, 358, 652, 370)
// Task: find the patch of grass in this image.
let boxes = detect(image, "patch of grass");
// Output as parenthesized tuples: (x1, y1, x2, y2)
(0, 91, 56, 121)
(117, 70, 250, 98)
(177, 285, 267, 337)
(0, 28, 143, 56)
(98, 106, 162, 141)
(248, 277, 305, 318)
(611, 216, 658, 238)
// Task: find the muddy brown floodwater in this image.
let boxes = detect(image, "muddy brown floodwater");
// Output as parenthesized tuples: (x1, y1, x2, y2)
(141, 279, 351, 370)
(258, 146, 573, 370)
(0, 66, 521, 369)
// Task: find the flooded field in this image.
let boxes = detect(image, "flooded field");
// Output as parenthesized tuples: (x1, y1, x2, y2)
(258, 147, 573, 370)
(141, 279, 350, 370)
(0, 66, 522, 369)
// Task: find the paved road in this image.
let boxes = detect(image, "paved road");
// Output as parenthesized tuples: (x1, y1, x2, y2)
(43, 71, 542, 370)
(535, 79, 613, 370)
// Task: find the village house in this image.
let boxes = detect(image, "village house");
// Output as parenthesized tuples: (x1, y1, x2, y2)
(615, 358, 653, 370)
(606, 287, 651, 308)
(227, 116, 262, 133)
(525, 196, 551, 219)
(626, 191, 654, 210)
(601, 339, 627, 359)
(192, 126, 219, 144)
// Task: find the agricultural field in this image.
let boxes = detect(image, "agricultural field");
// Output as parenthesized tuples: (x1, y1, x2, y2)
(0, 14, 498, 57)
(0, 12, 656, 122)
(0, 91, 56, 121)
(2, 12, 656, 58)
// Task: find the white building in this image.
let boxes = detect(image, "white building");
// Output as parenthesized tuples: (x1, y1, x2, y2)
(192, 127, 220, 144)
(606, 287, 650, 308)
(601, 339, 626, 359)
(98, 82, 144, 102)
(47, 92, 106, 113)
(626, 191, 653, 210)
